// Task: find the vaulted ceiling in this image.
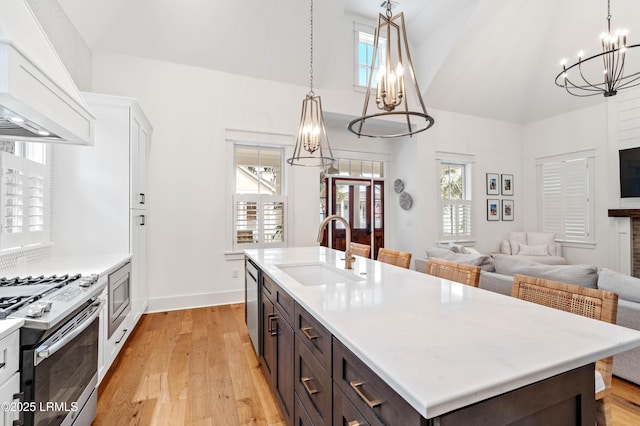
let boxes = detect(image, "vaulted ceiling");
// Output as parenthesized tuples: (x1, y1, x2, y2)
(57, 0, 640, 124)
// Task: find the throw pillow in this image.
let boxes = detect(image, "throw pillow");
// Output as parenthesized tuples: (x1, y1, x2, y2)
(527, 232, 557, 256)
(464, 247, 480, 255)
(518, 243, 548, 256)
(509, 232, 527, 255)
(425, 248, 495, 272)
(597, 268, 640, 303)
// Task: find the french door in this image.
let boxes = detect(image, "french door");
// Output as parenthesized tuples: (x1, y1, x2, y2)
(320, 177, 384, 259)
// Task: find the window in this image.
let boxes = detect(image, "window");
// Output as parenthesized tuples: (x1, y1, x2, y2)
(538, 152, 594, 243)
(355, 26, 386, 88)
(0, 141, 50, 250)
(440, 162, 472, 240)
(234, 146, 286, 248)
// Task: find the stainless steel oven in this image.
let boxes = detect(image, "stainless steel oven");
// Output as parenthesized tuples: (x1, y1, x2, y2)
(21, 298, 103, 426)
(108, 261, 131, 337)
(1, 273, 107, 426)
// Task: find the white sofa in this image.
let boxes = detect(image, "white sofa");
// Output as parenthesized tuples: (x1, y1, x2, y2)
(499, 231, 566, 265)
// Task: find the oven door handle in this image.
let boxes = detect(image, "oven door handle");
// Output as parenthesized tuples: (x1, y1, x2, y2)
(35, 299, 103, 364)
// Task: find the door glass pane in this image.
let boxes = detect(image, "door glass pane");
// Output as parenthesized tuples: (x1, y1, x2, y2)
(374, 183, 383, 229)
(352, 184, 368, 229)
(335, 184, 349, 229)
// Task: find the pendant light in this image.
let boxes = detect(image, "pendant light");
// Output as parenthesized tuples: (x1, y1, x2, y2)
(556, 0, 640, 97)
(287, 0, 335, 167)
(348, 1, 434, 138)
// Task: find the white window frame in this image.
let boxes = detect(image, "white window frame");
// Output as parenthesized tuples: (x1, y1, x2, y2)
(0, 145, 51, 251)
(353, 22, 386, 91)
(232, 144, 287, 251)
(537, 150, 595, 244)
(437, 152, 474, 242)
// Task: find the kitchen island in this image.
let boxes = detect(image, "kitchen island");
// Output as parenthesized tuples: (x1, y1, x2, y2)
(245, 246, 640, 424)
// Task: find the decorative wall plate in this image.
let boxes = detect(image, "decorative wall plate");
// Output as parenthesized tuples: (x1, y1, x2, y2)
(394, 179, 404, 194)
(399, 192, 413, 210)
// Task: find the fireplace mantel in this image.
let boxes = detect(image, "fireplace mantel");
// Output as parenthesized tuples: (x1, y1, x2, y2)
(609, 209, 640, 218)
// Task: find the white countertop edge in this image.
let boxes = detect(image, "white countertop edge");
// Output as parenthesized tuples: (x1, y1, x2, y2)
(0, 319, 24, 340)
(245, 247, 640, 419)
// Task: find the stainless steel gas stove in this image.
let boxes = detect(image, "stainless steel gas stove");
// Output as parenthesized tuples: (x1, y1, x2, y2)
(0, 273, 106, 426)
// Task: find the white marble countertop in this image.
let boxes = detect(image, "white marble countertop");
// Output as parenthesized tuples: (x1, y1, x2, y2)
(0, 253, 131, 279)
(245, 246, 640, 419)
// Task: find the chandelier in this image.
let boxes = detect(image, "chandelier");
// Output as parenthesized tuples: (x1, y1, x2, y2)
(287, 0, 335, 167)
(348, 1, 434, 138)
(556, 0, 640, 97)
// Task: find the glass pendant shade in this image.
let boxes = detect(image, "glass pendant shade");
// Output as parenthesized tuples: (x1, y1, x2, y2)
(348, 4, 434, 138)
(287, 93, 335, 167)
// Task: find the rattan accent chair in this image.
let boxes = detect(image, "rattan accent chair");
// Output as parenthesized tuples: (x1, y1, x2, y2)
(350, 242, 371, 258)
(426, 258, 480, 287)
(512, 274, 619, 426)
(377, 248, 412, 269)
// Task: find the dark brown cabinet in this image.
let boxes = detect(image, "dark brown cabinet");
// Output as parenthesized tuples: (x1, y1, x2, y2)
(261, 274, 295, 426)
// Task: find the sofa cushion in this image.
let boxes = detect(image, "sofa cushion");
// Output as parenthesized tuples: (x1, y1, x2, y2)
(509, 232, 527, 255)
(597, 268, 640, 303)
(518, 243, 548, 256)
(527, 232, 557, 256)
(518, 263, 598, 288)
(425, 249, 495, 272)
(492, 255, 597, 288)
(493, 254, 538, 276)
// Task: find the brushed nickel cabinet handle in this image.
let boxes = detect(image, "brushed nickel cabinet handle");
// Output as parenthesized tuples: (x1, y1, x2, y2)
(269, 316, 278, 336)
(267, 313, 276, 333)
(301, 377, 318, 396)
(300, 326, 318, 341)
(350, 380, 381, 408)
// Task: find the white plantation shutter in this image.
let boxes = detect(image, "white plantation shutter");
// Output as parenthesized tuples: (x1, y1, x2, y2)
(0, 151, 50, 249)
(234, 195, 286, 248)
(442, 201, 472, 239)
(540, 156, 592, 242)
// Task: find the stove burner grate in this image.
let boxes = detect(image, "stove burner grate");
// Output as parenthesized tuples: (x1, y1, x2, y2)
(0, 273, 81, 319)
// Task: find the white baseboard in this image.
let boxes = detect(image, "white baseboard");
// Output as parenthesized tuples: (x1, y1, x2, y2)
(146, 289, 244, 313)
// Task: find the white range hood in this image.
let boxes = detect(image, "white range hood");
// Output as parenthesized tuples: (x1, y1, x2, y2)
(0, 0, 94, 145)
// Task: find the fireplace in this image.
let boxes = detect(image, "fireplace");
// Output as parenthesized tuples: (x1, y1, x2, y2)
(609, 209, 640, 278)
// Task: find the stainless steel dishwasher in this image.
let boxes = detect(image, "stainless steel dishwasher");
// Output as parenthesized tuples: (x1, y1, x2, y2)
(245, 258, 259, 354)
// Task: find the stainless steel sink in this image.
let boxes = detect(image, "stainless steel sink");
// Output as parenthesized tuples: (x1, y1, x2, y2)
(276, 262, 366, 286)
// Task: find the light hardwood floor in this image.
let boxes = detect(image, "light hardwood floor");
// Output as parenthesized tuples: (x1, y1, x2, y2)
(94, 305, 640, 425)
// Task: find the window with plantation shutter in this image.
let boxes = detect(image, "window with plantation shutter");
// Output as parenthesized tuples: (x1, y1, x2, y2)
(439, 160, 473, 241)
(0, 143, 50, 250)
(538, 153, 594, 243)
(234, 145, 286, 249)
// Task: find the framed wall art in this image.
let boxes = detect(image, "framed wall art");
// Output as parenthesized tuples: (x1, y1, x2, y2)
(502, 199, 514, 221)
(487, 199, 500, 221)
(486, 173, 499, 195)
(501, 174, 514, 196)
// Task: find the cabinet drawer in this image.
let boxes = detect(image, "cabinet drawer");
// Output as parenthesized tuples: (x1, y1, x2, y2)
(262, 274, 275, 300)
(295, 337, 332, 426)
(274, 284, 294, 326)
(0, 331, 19, 386)
(295, 393, 314, 426)
(333, 337, 424, 426)
(333, 382, 375, 426)
(295, 303, 331, 373)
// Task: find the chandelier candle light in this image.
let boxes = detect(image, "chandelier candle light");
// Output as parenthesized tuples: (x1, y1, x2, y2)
(556, 0, 640, 97)
(348, 1, 434, 138)
(287, 0, 335, 167)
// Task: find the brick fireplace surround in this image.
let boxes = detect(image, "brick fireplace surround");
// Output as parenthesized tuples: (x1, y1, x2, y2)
(609, 209, 640, 277)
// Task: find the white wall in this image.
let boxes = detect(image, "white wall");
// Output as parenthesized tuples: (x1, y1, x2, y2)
(521, 103, 610, 266)
(390, 109, 523, 262)
(91, 50, 396, 311)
